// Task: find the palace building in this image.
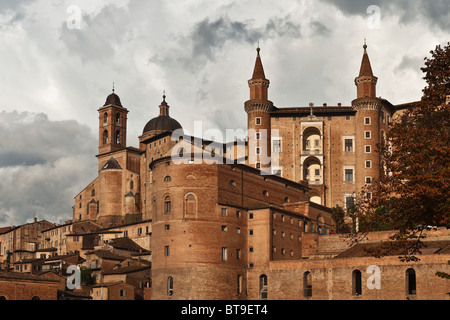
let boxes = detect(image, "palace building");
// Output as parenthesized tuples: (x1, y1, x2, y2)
(67, 44, 449, 300)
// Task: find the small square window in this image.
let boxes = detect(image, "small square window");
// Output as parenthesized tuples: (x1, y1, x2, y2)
(221, 225, 227, 232)
(255, 118, 261, 125)
(365, 160, 372, 168)
(365, 177, 372, 184)
(346, 115, 351, 120)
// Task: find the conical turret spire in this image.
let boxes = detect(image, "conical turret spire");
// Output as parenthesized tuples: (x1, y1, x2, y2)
(252, 46, 266, 80)
(355, 40, 378, 99)
(359, 40, 374, 77)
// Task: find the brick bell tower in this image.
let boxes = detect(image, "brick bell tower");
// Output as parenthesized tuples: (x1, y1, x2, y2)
(352, 42, 382, 193)
(98, 86, 129, 156)
(245, 47, 274, 171)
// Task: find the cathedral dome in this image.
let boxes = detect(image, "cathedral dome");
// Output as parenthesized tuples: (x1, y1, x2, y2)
(104, 92, 122, 107)
(143, 115, 183, 135)
(142, 94, 183, 136)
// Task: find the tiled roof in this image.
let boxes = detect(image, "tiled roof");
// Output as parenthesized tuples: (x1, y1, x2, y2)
(0, 271, 60, 282)
(107, 237, 145, 252)
(102, 265, 151, 275)
(85, 250, 126, 261)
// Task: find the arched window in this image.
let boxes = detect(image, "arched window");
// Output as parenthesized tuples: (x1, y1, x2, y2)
(31, 296, 40, 300)
(303, 271, 312, 298)
(406, 268, 416, 295)
(116, 113, 120, 124)
(259, 274, 268, 300)
(164, 196, 171, 214)
(167, 277, 173, 296)
(104, 112, 108, 124)
(185, 194, 196, 217)
(352, 270, 362, 296)
(91, 189, 95, 197)
(164, 176, 172, 182)
(103, 130, 108, 145)
(130, 180, 134, 190)
(0, 296, 6, 300)
(116, 131, 120, 144)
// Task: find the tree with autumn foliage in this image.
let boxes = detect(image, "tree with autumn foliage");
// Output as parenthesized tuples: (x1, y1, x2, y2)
(355, 42, 450, 260)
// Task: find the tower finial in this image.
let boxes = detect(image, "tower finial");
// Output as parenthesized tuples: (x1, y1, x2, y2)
(112, 82, 115, 93)
(363, 38, 367, 51)
(256, 42, 260, 55)
(163, 90, 166, 102)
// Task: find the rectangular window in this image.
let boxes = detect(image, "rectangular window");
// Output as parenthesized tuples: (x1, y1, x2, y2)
(164, 201, 171, 214)
(248, 212, 253, 220)
(346, 115, 351, 120)
(273, 140, 281, 153)
(221, 225, 227, 232)
(249, 229, 254, 236)
(222, 247, 227, 261)
(237, 275, 242, 295)
(165, 246, 170, 257)
(256, 147, 260, 155)
(365, 160, 372, 168)
(365, 131, 371, 139)
(255, 117, 261, 125)
(221, 208, 227, 216)
(255, 132, 260, 140)
(364, 117, 371, 125)
(236, 249, 241, 259)
(365, 145, 371, 153)
(345, 169, 354, 182)
(365, 177, 372, 184)
(165, 224, 170, 231)
(346, 196, 355, 209)
(345, 139, 353, 152)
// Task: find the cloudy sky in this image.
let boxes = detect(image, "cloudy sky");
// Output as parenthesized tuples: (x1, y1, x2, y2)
(0, 0, 448, 227)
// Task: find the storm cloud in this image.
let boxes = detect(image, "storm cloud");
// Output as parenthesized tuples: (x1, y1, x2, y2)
(0, 111, 97, 226)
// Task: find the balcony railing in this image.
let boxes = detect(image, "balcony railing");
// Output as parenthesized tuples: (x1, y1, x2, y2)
(302, 148, 322, 155)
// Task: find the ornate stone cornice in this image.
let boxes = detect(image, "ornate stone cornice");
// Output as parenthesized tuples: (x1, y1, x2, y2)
(244, 100, 274, 113)
(351, 97, 382, 111)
